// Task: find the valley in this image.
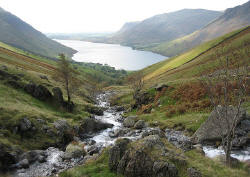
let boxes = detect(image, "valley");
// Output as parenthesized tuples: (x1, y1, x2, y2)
(0, 1, 249, 177)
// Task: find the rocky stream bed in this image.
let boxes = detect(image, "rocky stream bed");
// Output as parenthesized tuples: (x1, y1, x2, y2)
(12, 92, 250, 177)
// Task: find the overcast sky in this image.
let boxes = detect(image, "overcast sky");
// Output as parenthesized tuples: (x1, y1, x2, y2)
(0, 0, 249, 33)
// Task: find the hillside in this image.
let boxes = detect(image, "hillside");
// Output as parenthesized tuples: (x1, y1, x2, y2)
(150, 1, 250, 57)
(58, 27, 250, 177)
(107, 9, 222, 49)
(0, 7, 76, 59)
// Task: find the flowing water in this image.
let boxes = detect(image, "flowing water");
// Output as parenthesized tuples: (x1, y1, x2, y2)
(14, 92, 250, 177)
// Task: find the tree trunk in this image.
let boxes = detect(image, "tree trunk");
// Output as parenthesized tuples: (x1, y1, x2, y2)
(66, 79, 71, 103)
(225, 136, 232, 166)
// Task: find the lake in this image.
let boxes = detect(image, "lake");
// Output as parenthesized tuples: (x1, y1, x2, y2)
(55, 40, 167, 70)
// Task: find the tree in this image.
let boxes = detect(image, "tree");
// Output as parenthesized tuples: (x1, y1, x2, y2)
(53, 53, 79, 106)
(200, 55, 248, 166)
(127, 72, 144, 99)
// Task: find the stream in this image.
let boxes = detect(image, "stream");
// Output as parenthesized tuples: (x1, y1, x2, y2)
(13, 92, 250, 177)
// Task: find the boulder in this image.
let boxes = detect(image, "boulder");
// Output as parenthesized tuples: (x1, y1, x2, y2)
(52, 87, 64, 103)
(133, 92, 153, 109)
(19, 118, 32, 132)
(17, 159, 29, 169)
(78, 118, 113, 138)
(187, 167, 202, 177)
(0, 143, 18, 171)
(33, 85, 52, 101)
(154, 83, 168, 91)
(134, 120, 146, 129)
(109, 135, 178, 177)
(192, 106, 247, 144)
(19, 150, 47, 164)
(39, 75, 48, 80)
(123, 116, 137, 128)
(142, 128, 165, 138)
(108, 138, 131, 171)
(85, 105, 104, 116)
(24, 83, 52, 101)
(153, 161, 178, 177)
(5, 80, 22, 89)
(64, 143, 86, 159)
(53, 119, 69, 133)
(115, 106, 125, 112)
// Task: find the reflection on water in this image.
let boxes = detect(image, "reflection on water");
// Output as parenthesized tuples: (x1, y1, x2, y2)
(55, 40, 167, 70)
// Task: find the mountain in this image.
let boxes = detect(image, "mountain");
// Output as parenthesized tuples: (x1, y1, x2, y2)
(107, 9, 222, 48)
(0, 7, 76, 59)
(111, 21, 140, 36)
(150, 1, 250, 57)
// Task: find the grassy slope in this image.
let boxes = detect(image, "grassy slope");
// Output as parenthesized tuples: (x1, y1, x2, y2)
(143, 27, 250, 86)
(0, 41, 128, 154)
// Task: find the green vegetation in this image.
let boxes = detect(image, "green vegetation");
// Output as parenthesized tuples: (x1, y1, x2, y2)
(0, 7, 76, 59)
(0, 39, 127, 155)
(59, 149, 123, 177)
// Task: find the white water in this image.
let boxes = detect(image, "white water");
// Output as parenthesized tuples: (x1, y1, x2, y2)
(203, 146, 250, 161)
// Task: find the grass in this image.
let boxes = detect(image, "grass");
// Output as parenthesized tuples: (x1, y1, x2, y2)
(59, 149, 123, 177)
(142, 27, 250, 86)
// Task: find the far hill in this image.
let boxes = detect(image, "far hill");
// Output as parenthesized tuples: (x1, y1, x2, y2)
(0, 7, 76, 59)
(150, 1, 250, 57)
(107, 9, 222, 49)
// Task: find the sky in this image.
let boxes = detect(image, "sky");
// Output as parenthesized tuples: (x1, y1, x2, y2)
(0, 0, 249, 33)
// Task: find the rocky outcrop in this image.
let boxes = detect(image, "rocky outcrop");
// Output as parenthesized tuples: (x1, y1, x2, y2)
(52, 87, 64, 104)
(133, 92, 153, 109)
(24, 83, 52, 101)
(192, 106, 249, 148)
(109, 136, 178, 177)
(109, 138, 131, 171)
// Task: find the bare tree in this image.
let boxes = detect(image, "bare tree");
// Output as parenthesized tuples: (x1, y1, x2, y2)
(53, 53, 80, 105)
(200, 55, 248, 166)
(127, 72, 144, 99)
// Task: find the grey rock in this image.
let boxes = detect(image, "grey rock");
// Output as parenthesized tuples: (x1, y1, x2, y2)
(142, 128, 165, 138)
(134, 120, 146, 129)
(18, 159, 29, 169)
(153, 161, 178, 177)
(53, 119, 69, 132)
(52, 87, 64, 103)
(154, 83, 168, 91)
(78, 117, 113, 137)
(123, 116, 137, 128)
(241, 120, 250, 131)
(109, 138, 131, 171)
(192, 106, 246, 144)
(187, 167, 202, 177)
(19, 118, 32, 132)
(39, 75, 48, 80)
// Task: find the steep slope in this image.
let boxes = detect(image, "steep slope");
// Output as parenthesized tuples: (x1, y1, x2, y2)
(108, 9, 222, 48)
(151, 1, 250, 57)
(0, 7, 76, 59)
(142, 26, 250, 86)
